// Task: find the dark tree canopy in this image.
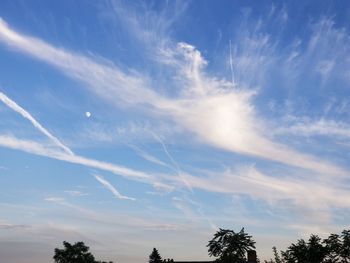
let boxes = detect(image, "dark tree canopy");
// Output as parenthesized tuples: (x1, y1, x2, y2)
(266, 229, 350, 263)
(340, 230, 350, 262)
(207, 227, 256, 263)
(282, 235, 327, 263)
(54, 241, 96, 263)
(53, 241, 113, 263)
(149, 248, 163, 263)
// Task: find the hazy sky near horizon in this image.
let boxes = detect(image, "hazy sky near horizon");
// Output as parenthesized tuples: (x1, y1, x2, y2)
(0, 1, 350, 262)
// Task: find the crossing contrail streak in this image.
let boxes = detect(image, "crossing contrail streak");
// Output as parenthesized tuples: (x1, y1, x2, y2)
(0, 91, 74, 155)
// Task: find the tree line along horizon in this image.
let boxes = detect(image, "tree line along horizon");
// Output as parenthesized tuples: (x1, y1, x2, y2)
(52, 227, 350, 263)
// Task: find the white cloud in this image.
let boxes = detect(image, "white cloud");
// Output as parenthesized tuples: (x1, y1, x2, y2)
(93, 174, 135, 201)
(0, 17, 348, 178)
(297, 17, 350, 83)
(174, 165, 350, 224)
(0, 18, 163, 107)
(3, 129, 348, 226)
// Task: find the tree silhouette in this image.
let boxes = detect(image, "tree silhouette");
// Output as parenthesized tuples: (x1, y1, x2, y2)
(340, 230, 350, 262)
(264, 229, 350, 263)
(54, 241, 96, 263)
(207, 227, 256, 263)
(272, 246, 283, 263)
(265, 247, 284, 263)
(149, 248, 163, 263)
(323, 233, 341, 263)
(308, 235, 327, 263)
(53, 241, 113, 263)
(282, 235, 327, 263)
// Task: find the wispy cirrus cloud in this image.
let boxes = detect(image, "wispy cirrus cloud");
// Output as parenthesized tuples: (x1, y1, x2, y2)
(0, 223, 30, 230)
(64, 190, 89, 197)
(0, 17, 347, 178)
(0, 5, 350, 238)
(277, 118, 350, 139)
(0, 18, 163, 108)
(177, 165, 350, 225)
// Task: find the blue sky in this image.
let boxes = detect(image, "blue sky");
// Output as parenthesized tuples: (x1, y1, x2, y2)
(0, 0, 350, 262)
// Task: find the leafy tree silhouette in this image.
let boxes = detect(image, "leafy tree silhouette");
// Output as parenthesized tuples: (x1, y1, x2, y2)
(207, 227, 256, 263)
(54, 241, 96, 263)
(282, 235, 327, 263)
(340, 230, 350, 262)
(323, 230, 350, 263)
(149, 248, 163, 263)
(53, 241, 113, 263)
(324, 233, 341, 263)
(268, 230, 350, 263)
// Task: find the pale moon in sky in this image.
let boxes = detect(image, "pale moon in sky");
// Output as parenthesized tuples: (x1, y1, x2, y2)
(85, 111, 91, 118)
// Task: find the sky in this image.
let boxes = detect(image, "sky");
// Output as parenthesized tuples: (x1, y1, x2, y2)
(0, 0, 350, 262)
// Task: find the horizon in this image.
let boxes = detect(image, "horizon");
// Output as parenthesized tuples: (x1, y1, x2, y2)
(1, 1, 350, 262)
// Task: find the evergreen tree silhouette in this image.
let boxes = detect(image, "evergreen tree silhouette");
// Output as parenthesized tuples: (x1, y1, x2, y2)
(149, 248, 162, 263)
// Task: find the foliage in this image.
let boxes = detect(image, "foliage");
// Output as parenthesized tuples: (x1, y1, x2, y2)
(323, 230, 350, 263)
(207, 227, 256, 263)
(54, 241, 96, 263)
(340, 230, 350, 262)
(323, 233, 341, 263)
(267, 229, 350, 263)
(149, 248, 163, 263)
(281, 235, 327, 263)
(53, 241, 113, 263)
(272, 246, 283, 263)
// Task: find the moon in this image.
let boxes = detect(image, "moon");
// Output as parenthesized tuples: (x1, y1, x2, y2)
(85, 111, 91, 118)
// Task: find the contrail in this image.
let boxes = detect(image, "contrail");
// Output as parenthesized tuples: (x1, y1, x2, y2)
(229, 40, 235, 87)
(93, 174, 135, 201)
(151, 131, 193, 192)
(151, 131, 181, 172)
(0, 134, 152, 179)
(0, 91, 74, 155)
(128, 144, 171, 167)
(0, 92, 152, 180)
